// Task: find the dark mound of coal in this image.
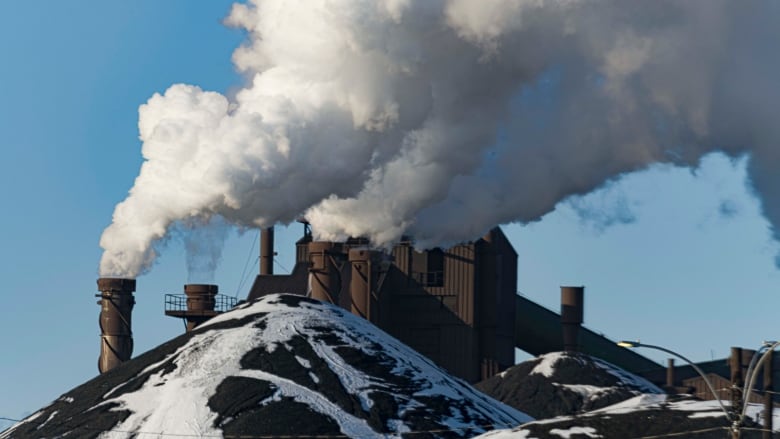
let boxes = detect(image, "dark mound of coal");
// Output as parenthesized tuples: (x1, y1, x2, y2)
(476, 351, 662, 419)
(2, 294, 528, 439)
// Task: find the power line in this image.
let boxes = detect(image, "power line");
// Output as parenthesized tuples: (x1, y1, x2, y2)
(234, 230, 260, 298)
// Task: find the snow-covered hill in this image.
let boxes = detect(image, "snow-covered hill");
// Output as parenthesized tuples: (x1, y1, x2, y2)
(475, 351, 663, 419)
(475, 393, 780, 438)
(2, 294, 529, 439)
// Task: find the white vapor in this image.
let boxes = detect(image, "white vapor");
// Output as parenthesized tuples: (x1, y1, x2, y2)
(99, 0, 780, 278)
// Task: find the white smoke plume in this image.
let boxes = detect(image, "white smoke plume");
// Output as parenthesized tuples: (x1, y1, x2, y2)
(177, 215, 230, 283)
(99, 0, 780, 278)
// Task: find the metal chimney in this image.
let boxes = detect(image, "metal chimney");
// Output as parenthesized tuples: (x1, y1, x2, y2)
(308, 241, 339, 304)
(96, 277, 136, 373)
(260, 227, 275, 275)
(182, 284, 219, 332)
(560, 286, 584, 352)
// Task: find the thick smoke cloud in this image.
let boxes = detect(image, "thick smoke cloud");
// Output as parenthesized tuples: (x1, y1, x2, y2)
(100, 0, 780, 278)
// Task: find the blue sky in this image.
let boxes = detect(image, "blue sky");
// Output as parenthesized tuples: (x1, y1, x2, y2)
(2, 1, 780, 424)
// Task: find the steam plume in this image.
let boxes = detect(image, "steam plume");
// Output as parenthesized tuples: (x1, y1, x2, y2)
(100, 0, 780, 278)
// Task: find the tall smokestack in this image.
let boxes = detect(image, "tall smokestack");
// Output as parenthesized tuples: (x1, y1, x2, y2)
(308, 241, 339, 304)
(260, 227, 275, 275)
(560, 286, 584, 352)
(96, 278, 135, 373)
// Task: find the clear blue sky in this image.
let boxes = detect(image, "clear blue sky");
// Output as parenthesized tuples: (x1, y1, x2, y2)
(2, 1, 779, 425)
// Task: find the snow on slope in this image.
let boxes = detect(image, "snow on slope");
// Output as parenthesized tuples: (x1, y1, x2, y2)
(475, 394, 780, 438)
(2, 294, 529, 439)
(529, 352, 660, 393)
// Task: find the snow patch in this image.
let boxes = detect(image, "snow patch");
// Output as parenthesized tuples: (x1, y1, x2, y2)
(530, 352, 569, 378)
(295, 355, 311, 368)
(590, 393, 667, 415)
(554, 383, 615, 402)
(550, 426, 602, 438)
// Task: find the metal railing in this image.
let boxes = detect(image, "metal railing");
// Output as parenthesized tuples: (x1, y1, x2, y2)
(164, 294, 237, 313)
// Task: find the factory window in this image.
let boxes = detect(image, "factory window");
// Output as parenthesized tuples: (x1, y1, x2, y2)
(412, 248, 445, 287)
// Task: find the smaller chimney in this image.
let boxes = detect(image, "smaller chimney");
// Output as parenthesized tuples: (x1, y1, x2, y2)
(666, 358, 676, 388)
(260, 227, 275, 275)
(560, 286, 584, 352)
(165, 283, 233, 332)
(96, 277, 136, 373)
(182, 284, 219, 332)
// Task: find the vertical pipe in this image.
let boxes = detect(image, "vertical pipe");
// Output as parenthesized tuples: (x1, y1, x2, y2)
(260, 227, 275, 275)
(666, 358, 676, 388)
(308, 241, 338, 304)
(763, 350, 773, 439)
(560, 286, 584, 352)
(730, 347, 744, 418)
(96, 278, 136, 373)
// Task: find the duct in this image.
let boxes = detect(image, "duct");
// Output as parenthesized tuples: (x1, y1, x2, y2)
(560, 286, 584, 352)
(96, 277, 136, 373)
(260, 227, 275, 275)
(308, 241, 340, 304)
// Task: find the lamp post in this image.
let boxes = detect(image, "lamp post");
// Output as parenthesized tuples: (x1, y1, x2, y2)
(739, 341, 779, 438)
(617, 341, 736, 435)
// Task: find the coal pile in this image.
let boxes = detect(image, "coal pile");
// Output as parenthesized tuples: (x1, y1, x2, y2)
(1, 294, 529, 439)
(474, 394, 771, 439)
(475, 351, 662, 419)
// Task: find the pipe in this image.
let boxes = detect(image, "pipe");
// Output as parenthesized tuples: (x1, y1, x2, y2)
(96, 277, 136, 373)
(560, 286, 584, 352)
(667, 358, 676, 388)
(260, 227, 275, 275)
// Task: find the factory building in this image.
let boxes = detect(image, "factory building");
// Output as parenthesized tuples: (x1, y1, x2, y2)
(247, 224, 517, 383)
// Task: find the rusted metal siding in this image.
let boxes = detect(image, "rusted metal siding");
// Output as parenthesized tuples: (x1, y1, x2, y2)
(392, 243, 412, 278)
(682, 374, 742, 402)
(425, 244, 476, 324)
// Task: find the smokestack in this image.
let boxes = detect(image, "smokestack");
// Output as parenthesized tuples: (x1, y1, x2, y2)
(96, 277, 136, 373)
(183, 284, 218, 332)
(260, 227, 275, 275)
(308, 241, 339, 304)
(560, 286, 584, 352)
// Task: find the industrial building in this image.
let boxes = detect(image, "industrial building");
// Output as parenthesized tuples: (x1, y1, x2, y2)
(247, 224, 517, 383)
(95, 221, 780, 419)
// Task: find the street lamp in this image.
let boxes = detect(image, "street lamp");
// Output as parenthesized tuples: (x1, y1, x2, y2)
(617, 341, 733, 422)
(739, 341, 779, 425)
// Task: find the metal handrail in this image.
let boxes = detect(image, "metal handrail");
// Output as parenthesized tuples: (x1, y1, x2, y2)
(164, 294, 237, 313)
